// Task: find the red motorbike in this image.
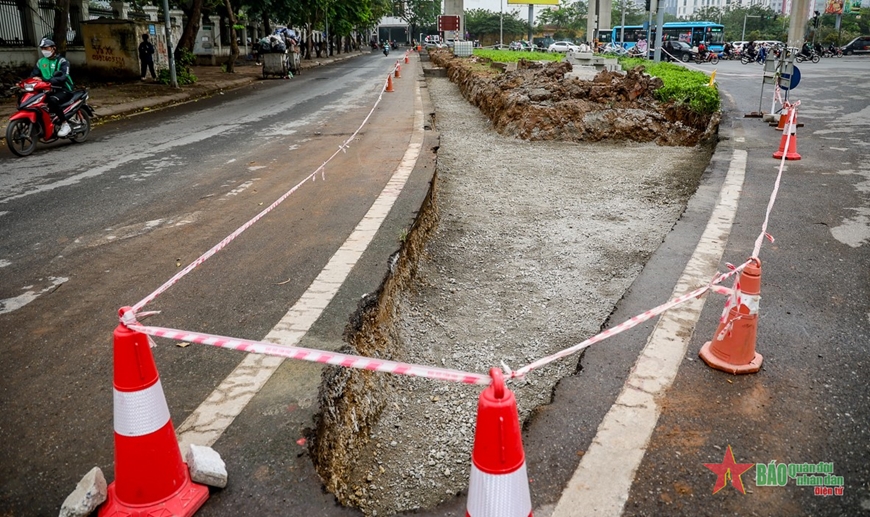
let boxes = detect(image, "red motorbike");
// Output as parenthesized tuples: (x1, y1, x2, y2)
(6, 77, 94, 157)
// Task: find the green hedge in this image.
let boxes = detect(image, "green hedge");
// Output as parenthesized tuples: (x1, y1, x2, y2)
(619, 58, 720, 115)
(473, 49, 562, 62)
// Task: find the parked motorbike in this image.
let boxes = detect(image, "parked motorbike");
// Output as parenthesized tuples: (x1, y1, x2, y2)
(6, 77, 93, 157)
(822, 46, 843, 58)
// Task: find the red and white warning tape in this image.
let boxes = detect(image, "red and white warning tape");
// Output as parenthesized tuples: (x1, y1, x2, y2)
(122, 261, 747, 386)
(128, 323, 492, 386)
(130, 64, 400, 317)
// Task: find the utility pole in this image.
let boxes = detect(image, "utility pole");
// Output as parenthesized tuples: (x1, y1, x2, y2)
(619, 0, 625, 48)
(161, 0, 176, 87)
(500, 0, 503, 47)
(653, 0, 664, 62)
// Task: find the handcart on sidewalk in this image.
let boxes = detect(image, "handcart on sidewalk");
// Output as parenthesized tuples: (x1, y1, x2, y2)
(261, 44, 301, 79)
(262, 51, 290, 79)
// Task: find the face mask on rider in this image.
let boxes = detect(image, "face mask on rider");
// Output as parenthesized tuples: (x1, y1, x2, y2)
(41, 50, 53, 57)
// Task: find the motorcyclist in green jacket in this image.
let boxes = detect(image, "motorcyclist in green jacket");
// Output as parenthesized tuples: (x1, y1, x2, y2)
(30, 38, 74, 137)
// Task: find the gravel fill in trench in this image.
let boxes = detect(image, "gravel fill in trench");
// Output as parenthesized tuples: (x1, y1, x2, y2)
(317, 72, 713, 516)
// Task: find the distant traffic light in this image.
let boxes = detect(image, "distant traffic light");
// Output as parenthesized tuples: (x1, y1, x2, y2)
(645, 0, 651, 11)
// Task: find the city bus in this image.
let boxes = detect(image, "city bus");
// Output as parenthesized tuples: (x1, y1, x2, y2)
(609, 21, 725, 52)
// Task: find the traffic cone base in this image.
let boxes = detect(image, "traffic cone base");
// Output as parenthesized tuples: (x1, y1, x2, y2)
(700, 340, 763, 375)
(100, 477, 208, 517)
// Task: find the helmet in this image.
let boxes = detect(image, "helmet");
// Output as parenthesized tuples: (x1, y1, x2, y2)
(39, 37, 56, 48)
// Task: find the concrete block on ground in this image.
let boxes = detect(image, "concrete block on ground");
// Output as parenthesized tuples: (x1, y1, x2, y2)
(186, 444, 228, 488)
(565, 67, 599, 81)
(59, 467, 107, 517)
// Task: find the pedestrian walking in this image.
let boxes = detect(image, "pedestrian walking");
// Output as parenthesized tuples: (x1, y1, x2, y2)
(139, 34, 156, 81)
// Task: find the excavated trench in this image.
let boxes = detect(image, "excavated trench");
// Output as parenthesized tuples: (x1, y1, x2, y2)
(309, 50, 719, 515)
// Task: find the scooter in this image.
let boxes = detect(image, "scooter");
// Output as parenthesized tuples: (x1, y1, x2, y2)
(693, 51, 720, 64)
(383, 43, 390, 57)
(6, 77, 93, 157)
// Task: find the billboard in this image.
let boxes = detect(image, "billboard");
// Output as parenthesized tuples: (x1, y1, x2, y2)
(824, 0, 844, 14)
(507, 0, 561, 5)
(438, 15, 460, 31)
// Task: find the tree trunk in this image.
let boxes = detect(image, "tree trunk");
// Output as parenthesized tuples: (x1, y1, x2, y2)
(52, 0, 70, 56)
(223, 0, 239, 73)
(176, 0, 203, 61)
(260, 12, 271, 35)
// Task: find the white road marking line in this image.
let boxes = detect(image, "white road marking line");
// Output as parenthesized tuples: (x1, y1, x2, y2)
(551, 150, 748, 517)
(0, 276, 69, 315)
(176, 83, 425, 454)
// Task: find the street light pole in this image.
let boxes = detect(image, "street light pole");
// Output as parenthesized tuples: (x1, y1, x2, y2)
(500, 0, 503, 47)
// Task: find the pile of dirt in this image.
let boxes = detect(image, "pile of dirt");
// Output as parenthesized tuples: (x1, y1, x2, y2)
(429, 50, 717, 146)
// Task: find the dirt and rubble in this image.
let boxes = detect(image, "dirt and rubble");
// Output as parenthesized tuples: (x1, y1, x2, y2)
(428, 50, 718, 146)
(310, 52, 718, 515)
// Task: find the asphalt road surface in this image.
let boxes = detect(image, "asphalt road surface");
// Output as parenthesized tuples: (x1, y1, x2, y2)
(537, 55, 870, 516)
(0, 52, 433, 515)
(620, 55, 870, 516)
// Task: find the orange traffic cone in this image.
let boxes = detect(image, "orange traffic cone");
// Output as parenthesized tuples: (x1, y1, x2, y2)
(100, 308, 209, 516)
(773, 108, 800, 160)
(386, 74, 394, 92)
(404, 53, 409, 64)
(395, 63, 401, 78)
(699, 260, 764, 374)
(775, 104, 791, 131)
(466, 369, 532, 517)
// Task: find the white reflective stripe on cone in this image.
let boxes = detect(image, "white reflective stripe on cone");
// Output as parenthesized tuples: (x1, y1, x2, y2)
(467, 462, 532, 517)
(741, 293, 760, 315)
(113, 379, 171, 437)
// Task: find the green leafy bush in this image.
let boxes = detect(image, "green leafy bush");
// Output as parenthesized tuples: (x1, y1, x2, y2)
(620, 58, 720, 115)
(159, 48, 197, 86)
(473, 49, 562, 62)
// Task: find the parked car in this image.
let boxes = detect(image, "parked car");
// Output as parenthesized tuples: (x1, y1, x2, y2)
(841, 35, 870, 55)
(548, 41, 580, 53)
(509, 40, 533, 51)
(662, 40, 694, 62)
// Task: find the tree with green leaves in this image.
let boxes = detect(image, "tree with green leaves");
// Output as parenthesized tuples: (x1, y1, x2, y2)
(465, 8, 530, 44)
(397, 0, 440, 44)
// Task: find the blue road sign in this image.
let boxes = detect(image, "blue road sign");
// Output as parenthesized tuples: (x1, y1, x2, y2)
(780, 65, 801, 90)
